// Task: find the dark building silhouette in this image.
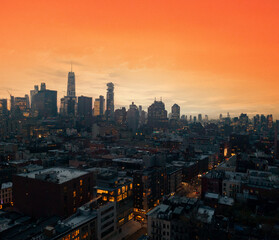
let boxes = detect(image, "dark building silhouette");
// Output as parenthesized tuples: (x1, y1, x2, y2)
(171, 103, 180, 120)
(106, 82, 114, 121)
(32, 83, 57, 118)
(147, 100, 168, 129)
(30, 85, 39, 109)
(13, 167, 95, 218)
(114, 107, 127, 125)
(78, 96, 92, 117)
(0, 99, 8, 117)
(127, 102, 139, 133)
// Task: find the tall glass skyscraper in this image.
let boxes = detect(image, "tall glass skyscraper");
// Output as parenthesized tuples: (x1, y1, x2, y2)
(67, 71, 76, 97)
(106, 82, 114, 121)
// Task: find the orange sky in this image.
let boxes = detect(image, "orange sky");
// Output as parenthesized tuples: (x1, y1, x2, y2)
(1, 0, 279, 118)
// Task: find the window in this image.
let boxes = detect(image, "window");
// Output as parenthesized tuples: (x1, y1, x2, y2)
(80, 180, 83, 186)
(73, 191, 76, 198)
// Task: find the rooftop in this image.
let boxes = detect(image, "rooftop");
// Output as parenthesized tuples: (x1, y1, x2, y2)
(1, 182, 12, 190)
(17, 167, 89, 184)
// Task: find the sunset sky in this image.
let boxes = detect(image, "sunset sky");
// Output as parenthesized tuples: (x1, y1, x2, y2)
(1, 0, 279, 118)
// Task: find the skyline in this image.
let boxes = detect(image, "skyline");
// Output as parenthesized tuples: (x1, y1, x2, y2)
(1, 1, 279, 118)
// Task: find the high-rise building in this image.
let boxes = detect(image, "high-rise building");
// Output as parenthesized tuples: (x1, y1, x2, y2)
(60, 70, 77, 116)
(0, 99, 8, 117)
(114, 107, 126, 125)
(106, 83, 114, 121)
(78, 96, 92, 117)
(93, 95, 105, 116)
(147, 100, 168, 128)
(133, 168, 167, 216)
(198, 114, 202, 122)
(32, 83, 57, 118)
(67, 71, 76, 97)
(171, 104, 180, 120)
(127, 102, 139, 133)
(15, 97, 29, 112)
(30, 85, 39, 108)
(267, 114, 273, 129)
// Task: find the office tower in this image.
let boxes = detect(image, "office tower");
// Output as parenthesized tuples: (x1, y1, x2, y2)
(147, 100, 168, 128)
(138, 105, 147, 126)
(260, 114, 266, 125)
(106, 82, 114, 121)
(30, 85, 39, 108)
(253, 114, 260, 127)
(171, 103, 180, 120)
(60, 97, 76, 116)
(93, 95, 105, 116)
(205, 114, 209, 122)
(189, 115, 192, 122)
(267, 114, 273, 129)
(114, 107, 126, 125)
(25, 94, 30, 108)
(78, 96, 92, 117)
(15, 97, 29, 112)
(32, 83, 57, 117)
(198, 113, 202, 122)
(227, 112, 230, 118)
(193, 116, 197, 122)
(67, 71, 76, 97)
(219, 113, 223, 120)
(127, 102, 139, 133)
(0, 99, 8, 117)
(60, 70, 77, 116)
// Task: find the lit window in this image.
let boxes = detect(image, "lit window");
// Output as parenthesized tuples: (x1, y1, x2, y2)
(73, 191, 76, 197)
(97, 189, 108, 194)
(80, 180, 83, 186)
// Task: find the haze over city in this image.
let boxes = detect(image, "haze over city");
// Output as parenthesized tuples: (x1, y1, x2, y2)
(1, 0, 279, 118)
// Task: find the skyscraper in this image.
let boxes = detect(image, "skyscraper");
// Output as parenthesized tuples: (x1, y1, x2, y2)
(127, 102, 139, 133)
(106, 83, 114, 121)
(147, 100, 168, 128)
(171, 104, 180, 120)
(93, 95, 105, 116)
(30, 85, 39, 108)
(67, 71, 76, 97)
(78, 96, 92, 117)
(32, 83, 57, 118)
(0, 99, 8, 118)
(60, 69, 77, 116)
